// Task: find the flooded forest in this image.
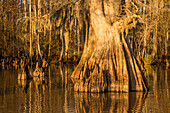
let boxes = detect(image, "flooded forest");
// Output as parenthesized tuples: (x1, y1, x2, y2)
(0, 0, 169, 67)
(0, 0, 169, 112)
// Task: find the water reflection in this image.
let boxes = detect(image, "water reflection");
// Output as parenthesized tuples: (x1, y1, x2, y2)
(144, 66, 170, 113)
(74, 92, 147, 113)
(0, 66, 169, 113)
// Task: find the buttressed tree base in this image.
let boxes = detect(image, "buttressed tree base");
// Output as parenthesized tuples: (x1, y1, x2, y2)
(71, 0, 149, 92)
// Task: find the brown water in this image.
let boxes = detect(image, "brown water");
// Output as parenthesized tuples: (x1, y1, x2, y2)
(0, 65, 169, 113)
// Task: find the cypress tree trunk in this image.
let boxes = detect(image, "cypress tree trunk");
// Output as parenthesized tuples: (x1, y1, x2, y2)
(29, 0, 32, 63)
(37, 0, 42, 67)
(165, 31, 169, 66)
(48, 0, 51, 60)
(71, 0, 148, 92)
(59, 8, 67, 61)
(24, 0, 27, 57)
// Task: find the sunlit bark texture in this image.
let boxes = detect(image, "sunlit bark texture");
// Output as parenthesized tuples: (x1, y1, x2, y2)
(71, 0, 149, 92)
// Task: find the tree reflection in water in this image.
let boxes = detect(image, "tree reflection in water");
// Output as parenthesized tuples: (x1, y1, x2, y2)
(0, 66, 169, 113)
(74, 92, 147, 113)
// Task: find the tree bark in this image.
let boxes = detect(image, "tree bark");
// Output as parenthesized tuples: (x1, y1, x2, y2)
(29, 0, 32, 63)
(37, 0, 42, 66)
(48, 0, 52, 59)
(59, 8, 67, 61)
(165, 31, 169, 66)
(71, 0, 148, 92)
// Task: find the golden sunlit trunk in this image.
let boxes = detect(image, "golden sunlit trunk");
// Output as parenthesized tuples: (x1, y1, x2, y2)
(29, 0, 32, 63)
(71, 0, 148, 92)
(48, 0, 51, 59)
(59, 9, 66, 61)
(165, 31, 169, 66)
(24, 0, 27, 56)
(37, 0, 42, 60)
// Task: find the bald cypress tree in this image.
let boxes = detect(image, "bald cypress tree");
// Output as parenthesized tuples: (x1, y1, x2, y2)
(71, 0, 149, 92)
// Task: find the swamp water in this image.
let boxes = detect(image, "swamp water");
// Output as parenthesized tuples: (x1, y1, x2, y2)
(0, 65, 169, 113)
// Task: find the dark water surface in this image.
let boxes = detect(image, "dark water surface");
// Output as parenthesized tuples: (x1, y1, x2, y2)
(0, 65, 169, 113)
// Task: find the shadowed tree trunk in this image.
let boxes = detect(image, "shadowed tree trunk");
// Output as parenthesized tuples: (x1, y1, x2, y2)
(71, 0, 149, 92)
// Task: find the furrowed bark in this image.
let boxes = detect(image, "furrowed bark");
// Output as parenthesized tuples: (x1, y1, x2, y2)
(71, 0, 149, 92)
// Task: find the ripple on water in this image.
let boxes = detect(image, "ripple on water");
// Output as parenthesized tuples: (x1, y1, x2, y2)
(0, 66, 169, 113)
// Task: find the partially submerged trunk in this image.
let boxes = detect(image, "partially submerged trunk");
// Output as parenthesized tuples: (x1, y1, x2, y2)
(71, 0, 148, 92)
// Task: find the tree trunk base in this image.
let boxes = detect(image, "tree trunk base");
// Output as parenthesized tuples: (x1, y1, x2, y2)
(71, 0, 149, 93)
(73, 78, 144, 93)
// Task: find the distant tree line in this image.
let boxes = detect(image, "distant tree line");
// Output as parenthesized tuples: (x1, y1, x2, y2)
(0, 0, 169, 68)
